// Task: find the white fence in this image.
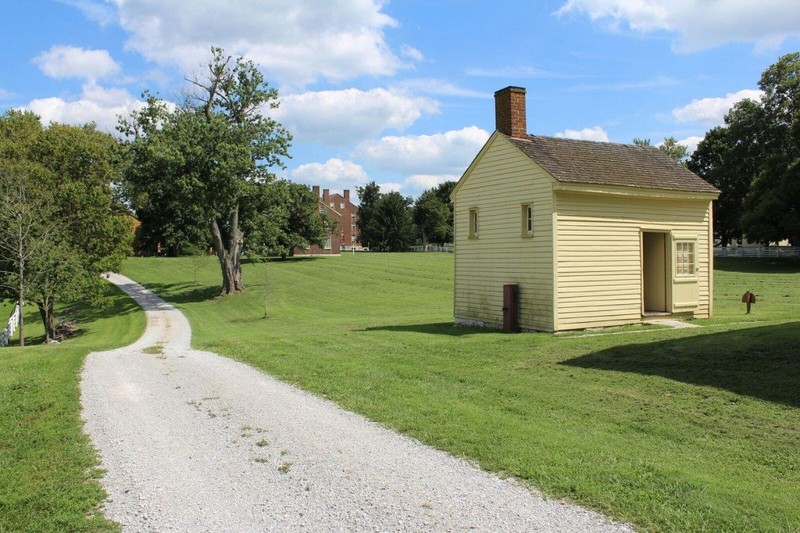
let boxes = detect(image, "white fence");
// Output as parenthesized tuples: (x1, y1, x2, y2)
(1, 304, 20, 347)
(714, 246, 799, 259)
(410, 244, 454, 253)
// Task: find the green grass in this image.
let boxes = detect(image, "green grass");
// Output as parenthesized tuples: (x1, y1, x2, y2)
(123, 254, 800, 532)
(0, 285, 145, 532)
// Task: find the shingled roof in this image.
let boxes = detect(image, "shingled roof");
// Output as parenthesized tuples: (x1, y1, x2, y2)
(507, 134, 719, 194)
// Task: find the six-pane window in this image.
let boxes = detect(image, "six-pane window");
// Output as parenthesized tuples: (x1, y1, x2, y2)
(675, 241, 696, 276)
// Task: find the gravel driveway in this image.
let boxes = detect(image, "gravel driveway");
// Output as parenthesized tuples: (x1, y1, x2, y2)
(81, 273, 632, 532)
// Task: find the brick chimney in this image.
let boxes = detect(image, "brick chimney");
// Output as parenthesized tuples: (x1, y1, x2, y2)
(312, 185, 320, 198)
(322, 188, 329, 201)
(494, 86, 527, 138)
(343, 189, 350, 202)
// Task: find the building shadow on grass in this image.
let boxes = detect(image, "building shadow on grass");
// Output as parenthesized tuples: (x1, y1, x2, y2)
(561, 321, 800, 407)
(362, 322, 498, 337)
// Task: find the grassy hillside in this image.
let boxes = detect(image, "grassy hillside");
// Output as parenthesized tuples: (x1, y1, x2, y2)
(123, 254, 799, 532)
(0, 285, 145, 532)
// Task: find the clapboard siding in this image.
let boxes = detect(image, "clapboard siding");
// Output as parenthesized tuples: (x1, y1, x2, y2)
(453, 134, 555, 331)
(555, 192, 712, 331)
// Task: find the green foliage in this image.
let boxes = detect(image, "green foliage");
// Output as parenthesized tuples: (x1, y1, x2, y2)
(691, 52, 800, 245)
(0, 111, 131, 342)
(124, 254, 800, 532)
(242, 180, 329, 258)
(356, 181, 381, 249)
(689, 99, 767, 245)
(658, 136, 689, 163)
(120, 47, 292, 292)
(0, 284, 145, 531)
(371, 192, 415, 251)
(414, 181, 455, 245)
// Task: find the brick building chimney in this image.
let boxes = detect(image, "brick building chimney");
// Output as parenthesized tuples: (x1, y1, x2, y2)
(322, 189, 330, 201)
(312, 185, 320, 198)
(494, 86, 527, 138)
(344, 190, 350, 202)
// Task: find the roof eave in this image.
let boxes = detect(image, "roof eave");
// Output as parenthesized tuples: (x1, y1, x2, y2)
(552, 181, 720, 200)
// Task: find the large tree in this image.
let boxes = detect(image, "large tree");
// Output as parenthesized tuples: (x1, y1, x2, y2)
(0, 111, 131, 343)
(241, 180, 331, 258)
(688, 99, 767, 246)
(356, 181, 381, 249)
(689, 52, 800, 246)
(741, 52, 800, 245)
(414, 181, 456, 246)
(122, 47, 291, 293)
(371, 192, 415, 252)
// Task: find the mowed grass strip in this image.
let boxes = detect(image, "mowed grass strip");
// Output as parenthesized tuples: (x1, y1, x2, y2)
(124, 255, 800, 532)
(0, 284, 145, 532)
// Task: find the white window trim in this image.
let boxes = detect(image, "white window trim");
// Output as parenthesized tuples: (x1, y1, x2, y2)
(521, 203, 533, 237)
(674, 239, 697, 278)
(468, 208, 479, 239)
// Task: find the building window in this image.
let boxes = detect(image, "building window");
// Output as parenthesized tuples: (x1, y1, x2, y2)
(319, 206, 325, 214)
(675, 241, 696, 276)
(329, 202, 335, 208)
(340, 202, 345, 209)
(521, 204, 533, 236)
(324, 237, 332, 250)
(351, 223, 356, 233)
(468, 208, 479, 239)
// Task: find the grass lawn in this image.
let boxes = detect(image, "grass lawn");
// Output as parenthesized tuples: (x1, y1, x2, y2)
(124, 254, 800, 532)
(0, 285, 145, 532)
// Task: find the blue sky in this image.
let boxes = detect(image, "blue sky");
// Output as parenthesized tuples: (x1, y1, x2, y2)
(2, 1, 799, 199)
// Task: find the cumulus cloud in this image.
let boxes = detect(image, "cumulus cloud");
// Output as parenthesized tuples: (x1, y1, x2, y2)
(33, 45, 121, 80)
(407, 174, 460, 189)
(554, 126, 609, 142)
(99, 0, 409, 86)
(356, 126, 490, 175)
(672, 89, 763, 125)
(274, 88, 438, 145)
(24, 82, 144, 133)
(291, 158, 368, 183)
(377, 182, 403, 193)
(555, 0, 800, 52)
(677, 135, 704, 155)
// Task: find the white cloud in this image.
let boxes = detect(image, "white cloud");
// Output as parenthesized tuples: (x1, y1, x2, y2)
(33, 45, 121, 80)
(400, 44, 424, 62)
(356, 126, 490, 175)
(24, 82, 144, 133)
(103, 0, 409, 86)
(291, 158, 368, 183)
(566, 75, 678, 92)
(377, 182, 403, 193)
(677, 135, 704, 155)
(0, 88, 16, 100)
(57, 0, 117, 25)
(395, 79, 488, 98)
(274, 88, 438, 145)
(407, 174, 460, 189)
(554, 126, 609, 141)
(556, 0, 800, 52)
(672, 89, 763, 125)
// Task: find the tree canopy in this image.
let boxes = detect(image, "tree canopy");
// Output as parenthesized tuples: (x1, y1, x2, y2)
(121, 47, 292, 293)
(0, 110, 131, 343)
(689, 52, 800, 245)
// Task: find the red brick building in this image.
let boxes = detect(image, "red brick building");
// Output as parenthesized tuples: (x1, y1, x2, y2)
(297, 186, 361, 255)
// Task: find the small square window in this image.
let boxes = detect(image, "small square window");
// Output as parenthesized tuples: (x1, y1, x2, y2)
(521, 204, 533, 236)
(468, 208, 479, 239)
(675, 241, 696, 276)
(340, 202, 345, 209)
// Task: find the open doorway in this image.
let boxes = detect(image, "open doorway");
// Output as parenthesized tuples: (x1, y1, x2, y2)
(642, 232, 668, 314)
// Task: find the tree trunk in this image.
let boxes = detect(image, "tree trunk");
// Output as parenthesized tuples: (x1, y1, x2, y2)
(209, 204, 245, 295)
(17, 253, 24, 347)
(37, 301, 55, 343)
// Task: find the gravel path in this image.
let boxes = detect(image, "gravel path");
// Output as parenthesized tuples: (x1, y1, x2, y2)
(81, 273, 632, 532)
